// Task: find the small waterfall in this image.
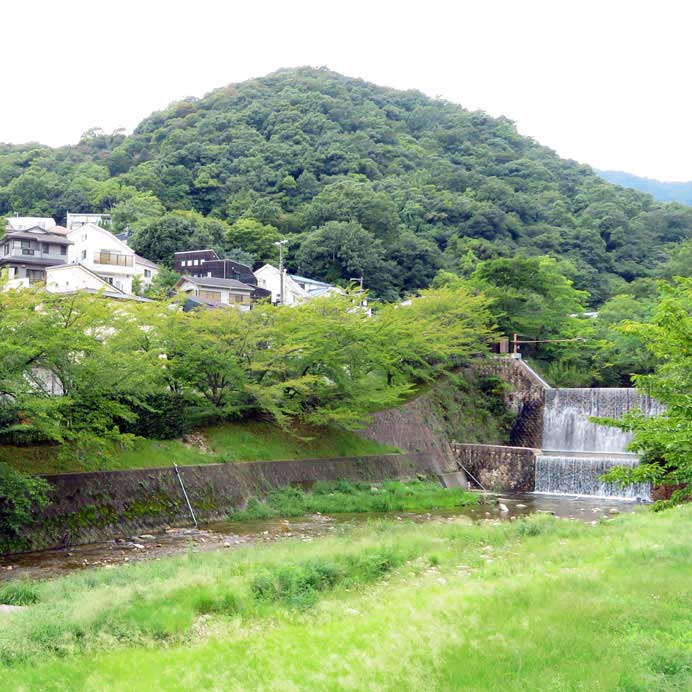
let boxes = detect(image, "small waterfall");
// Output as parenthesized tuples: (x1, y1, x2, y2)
(535, 452, 651, 500)
(539, 388, 661, 500)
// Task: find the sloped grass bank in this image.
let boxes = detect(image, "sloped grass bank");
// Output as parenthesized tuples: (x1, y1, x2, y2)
(0, 421, 397, 474)
(1, 506, 691, 690)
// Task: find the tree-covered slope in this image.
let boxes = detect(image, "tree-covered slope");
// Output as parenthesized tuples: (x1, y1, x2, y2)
(2, 67, 692, 301)
(597, 169, 692, 205)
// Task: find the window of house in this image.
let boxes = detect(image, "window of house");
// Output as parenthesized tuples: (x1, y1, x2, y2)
(197, 289, 222, 302)
(144, 269, 151, 278)
(42, 243, 50, 254)
(81, 250, 87, 260)
(193, 259, 199, 266)
(60, 245, 67, 256)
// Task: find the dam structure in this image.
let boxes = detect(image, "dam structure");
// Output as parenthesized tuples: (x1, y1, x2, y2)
(535, 388, 661, 500)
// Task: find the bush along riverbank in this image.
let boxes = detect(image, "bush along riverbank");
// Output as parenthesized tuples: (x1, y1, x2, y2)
(0, 506, 691, 690)
(229, 480, 478, 520)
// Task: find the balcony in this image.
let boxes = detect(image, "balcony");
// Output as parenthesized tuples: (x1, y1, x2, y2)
(0, 247, 66, 266)
(93, 251, 133, 267)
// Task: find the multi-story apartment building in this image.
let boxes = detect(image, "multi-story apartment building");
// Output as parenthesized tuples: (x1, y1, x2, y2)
(0, 222, 73, 287)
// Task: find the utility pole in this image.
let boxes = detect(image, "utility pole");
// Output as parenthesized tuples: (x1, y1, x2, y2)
(274, 239, 288, 305)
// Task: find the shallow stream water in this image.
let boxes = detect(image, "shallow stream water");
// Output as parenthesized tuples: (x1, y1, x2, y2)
(0, 492, 645, 582)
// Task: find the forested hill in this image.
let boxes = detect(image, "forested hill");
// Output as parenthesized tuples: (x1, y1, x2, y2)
(597, 170, 692, 206)
(2, 67, 692, 302)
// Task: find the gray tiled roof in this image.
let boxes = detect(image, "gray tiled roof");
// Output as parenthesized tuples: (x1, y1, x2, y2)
(181, 275, 254, 290)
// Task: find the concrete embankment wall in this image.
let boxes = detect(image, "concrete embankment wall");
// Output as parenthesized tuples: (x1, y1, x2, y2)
(453, 443, 537, 492)
(16, 453, 438, 553)
(357, 394, 458, 473)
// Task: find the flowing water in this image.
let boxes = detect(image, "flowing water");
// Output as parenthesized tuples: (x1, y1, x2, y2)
(0, 493, 639, 582)
(537, 388, 662, 499)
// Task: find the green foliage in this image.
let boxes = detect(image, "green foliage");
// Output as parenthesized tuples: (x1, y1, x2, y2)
(470, 255, 588, 341)
(2, 69, 692, 301)
(225, 218, 282, 266)
(431, 372, 514, 444)
(0, 464, 51, 552)
(600, 278, 692, 505)
(230, 480, 477, 520)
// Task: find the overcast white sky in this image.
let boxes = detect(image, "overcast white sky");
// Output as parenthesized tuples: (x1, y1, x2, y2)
(3, 0, 692, 181)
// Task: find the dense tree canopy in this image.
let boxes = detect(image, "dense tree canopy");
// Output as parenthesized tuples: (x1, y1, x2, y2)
(2, 68, 692, 301)
(601, 278, 692, 506)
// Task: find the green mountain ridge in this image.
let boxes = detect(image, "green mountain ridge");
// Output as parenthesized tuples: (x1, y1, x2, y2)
(1, 67, 691, 302)
(597, 169, 692, 205)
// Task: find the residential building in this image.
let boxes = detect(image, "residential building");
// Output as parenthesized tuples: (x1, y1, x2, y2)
(45, 264, 153, 302)
(6, 217, 57, 232)
(134, 254, 159, 289)
(174, 275, 255, 310)
(0, 223, 73, 287)
(289, 273, 339, 298)
(253, 264, 340, 305)
(66, 212, 112, 230)
(66, 222, 158, 294)
(174, 249, 257, 285)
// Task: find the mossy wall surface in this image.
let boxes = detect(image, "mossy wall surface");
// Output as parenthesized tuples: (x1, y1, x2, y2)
(8, 453, 437, 554)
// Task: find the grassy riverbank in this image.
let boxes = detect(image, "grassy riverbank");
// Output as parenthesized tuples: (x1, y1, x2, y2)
(229, 480, 477, 520)
(1, 506, 690, 690)
(0, 421, 397, 474)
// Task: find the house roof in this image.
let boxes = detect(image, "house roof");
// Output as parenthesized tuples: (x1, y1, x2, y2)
(177, 275, 254, 291)
(6, 217, 56, 231)
(134, 254, 159, 269)
(68, 223, 132, 253)
(174, 248, 219, 258)
(2, 229, 73, 244)
(289, 273, 332, 288)
(47, 263, 126, 294)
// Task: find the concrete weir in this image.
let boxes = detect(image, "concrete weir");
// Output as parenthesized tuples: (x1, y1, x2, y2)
(453, 358, 661, 499)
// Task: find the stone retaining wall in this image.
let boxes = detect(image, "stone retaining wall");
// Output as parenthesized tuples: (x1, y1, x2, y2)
(452, 443, 537, 492)
(476, 357, 549, 448)
(14, 453, 438, 554)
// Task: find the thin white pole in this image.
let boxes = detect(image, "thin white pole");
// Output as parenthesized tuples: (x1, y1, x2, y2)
(174, 463, 198, 527)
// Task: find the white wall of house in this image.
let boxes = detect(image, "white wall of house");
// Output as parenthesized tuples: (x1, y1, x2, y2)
(45, 264, 116, 293)
(67, 223, 135, 294)
(254, 264, 307, 305)
(134, 258, 159, 288)
(66, 213, 112, 230)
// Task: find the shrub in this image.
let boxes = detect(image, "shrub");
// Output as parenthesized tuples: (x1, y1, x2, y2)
(0, 464, 51, 553)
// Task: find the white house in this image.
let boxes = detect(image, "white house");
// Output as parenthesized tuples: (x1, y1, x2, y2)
(134, 254, 159, 289)
(66, 222, 158, 294)
(254, 264, 340, 305)
(66, 212, 112, 230)
(46, 263, 125, 294)
(174, 276, 255, 310)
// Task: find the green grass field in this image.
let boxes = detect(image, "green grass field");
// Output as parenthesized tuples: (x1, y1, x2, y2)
(1, 505, 690, 690)
(0, 421, 398, 474)
(229, 480, 478, 519)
